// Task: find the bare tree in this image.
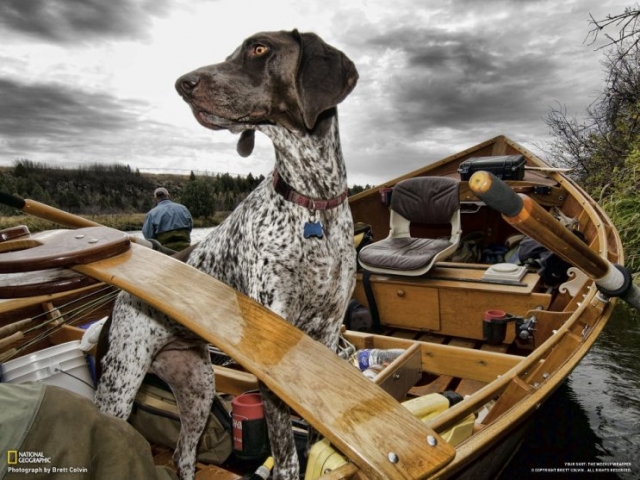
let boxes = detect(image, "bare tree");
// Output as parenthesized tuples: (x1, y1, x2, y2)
(545, 42, 640, 191)
(545, 103, 594, 175)
(587, 5, 640, 55)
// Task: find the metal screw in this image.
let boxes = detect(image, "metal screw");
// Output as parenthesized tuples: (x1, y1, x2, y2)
(427, 435, 437, 447)
(75, 234, 85, 239)
(542, 372, 549, 379)
(388, 452, 399, 463)
(88, 238, 99, 244)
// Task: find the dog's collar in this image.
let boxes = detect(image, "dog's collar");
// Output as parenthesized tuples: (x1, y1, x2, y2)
(272, 170, 348, 211)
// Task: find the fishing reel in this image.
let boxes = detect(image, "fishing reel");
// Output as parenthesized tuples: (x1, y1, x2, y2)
(482, 310, 537, 345)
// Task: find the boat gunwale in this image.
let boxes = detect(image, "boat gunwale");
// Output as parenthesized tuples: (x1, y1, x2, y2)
(341, 134, 624, 478)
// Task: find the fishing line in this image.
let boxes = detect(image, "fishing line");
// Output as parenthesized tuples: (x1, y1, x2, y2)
(22, 286, 117, 335)
(1, 286, 119, 361)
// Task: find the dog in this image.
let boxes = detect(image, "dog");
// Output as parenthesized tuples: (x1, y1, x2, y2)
(94, 30, 358, 480)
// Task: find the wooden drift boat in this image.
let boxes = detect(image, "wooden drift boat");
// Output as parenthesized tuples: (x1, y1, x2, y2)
(0, 135, 634, 480)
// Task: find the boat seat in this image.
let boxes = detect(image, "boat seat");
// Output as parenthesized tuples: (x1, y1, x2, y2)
(358, 177, 461, 276)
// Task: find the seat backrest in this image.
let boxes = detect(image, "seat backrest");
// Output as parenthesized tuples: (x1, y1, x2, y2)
(390, 177, 460, 225)
(358, 176, 462, 276)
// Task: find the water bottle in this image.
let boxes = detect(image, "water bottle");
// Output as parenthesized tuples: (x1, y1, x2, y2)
(356, 348, 405, 370)
(248, 456, 273, 480)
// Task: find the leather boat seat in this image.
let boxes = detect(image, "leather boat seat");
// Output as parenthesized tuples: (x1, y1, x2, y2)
(358, 177, 461, 276)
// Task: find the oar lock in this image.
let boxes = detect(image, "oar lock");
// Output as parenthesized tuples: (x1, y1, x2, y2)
(482, 309, 537, 345)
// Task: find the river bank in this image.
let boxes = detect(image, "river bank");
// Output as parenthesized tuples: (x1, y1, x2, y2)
(0, 212, 226, 233)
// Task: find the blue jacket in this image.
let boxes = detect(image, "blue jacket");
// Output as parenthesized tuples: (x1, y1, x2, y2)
(142, 199, 193, 240)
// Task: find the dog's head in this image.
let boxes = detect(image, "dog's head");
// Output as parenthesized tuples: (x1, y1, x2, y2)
(175, 29, 358, 156)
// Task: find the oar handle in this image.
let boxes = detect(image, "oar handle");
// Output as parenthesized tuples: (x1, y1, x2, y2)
(468, 171, 523, 217)
(469, 171, 640, 310)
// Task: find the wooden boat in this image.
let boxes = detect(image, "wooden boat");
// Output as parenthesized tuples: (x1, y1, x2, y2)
(0, 135, 635, 479)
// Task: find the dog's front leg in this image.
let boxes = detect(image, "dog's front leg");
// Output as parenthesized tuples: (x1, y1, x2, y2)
(258, 383, 299, 480)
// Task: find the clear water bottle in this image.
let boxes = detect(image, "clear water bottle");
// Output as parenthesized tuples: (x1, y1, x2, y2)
(356, 348, 405, 370)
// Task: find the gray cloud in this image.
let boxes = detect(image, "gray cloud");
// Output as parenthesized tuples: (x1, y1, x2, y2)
(324, 1, 609, 183)
(0, 78, 137, 139)
(0, 0, 614, 185)
(355, 26, 566, 135)
(0, 0, 172, 43)
(0, 76, 166, 165)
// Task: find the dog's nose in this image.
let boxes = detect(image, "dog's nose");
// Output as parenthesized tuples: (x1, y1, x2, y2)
(176, 74, 200, 97)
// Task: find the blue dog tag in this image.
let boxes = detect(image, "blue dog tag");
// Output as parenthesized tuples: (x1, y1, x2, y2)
(303, 221, 324, 239)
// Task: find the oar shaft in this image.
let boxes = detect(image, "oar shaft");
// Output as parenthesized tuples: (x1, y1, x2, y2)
(508, 195, 609, 278)
(469, 171, 609, 279)
(469, 171, 640, 311)
(24, 198, 102, 228)
(0, 192, 177, 255)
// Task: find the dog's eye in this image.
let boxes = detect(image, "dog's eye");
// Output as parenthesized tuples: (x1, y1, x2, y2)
(253, 44, 269, 56)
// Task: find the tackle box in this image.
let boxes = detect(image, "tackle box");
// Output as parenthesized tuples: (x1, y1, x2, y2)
(458, 155, 526, 181)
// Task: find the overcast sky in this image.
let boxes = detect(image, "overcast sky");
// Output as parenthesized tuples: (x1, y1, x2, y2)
(0, 0, 626, 186)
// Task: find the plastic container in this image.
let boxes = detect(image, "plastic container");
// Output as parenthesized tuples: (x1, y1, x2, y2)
(1, 340, 95, 400)
(402, 392, 451, 421)
(482, 263, 527, 283)
(483, 310, 510, 345)
(356, 348, 405, 370)
(458, 155, 526, 181)
(231, 392, 269, 460)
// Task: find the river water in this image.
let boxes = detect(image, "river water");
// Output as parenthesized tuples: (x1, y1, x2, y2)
(501, 305, 640, 479)
(142, 228, 640, 478)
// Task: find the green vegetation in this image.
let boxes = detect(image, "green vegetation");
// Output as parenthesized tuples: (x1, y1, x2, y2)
(0, 161, 267, 231)
(0, 161, 371, 233)
(546, 6, 640, 279)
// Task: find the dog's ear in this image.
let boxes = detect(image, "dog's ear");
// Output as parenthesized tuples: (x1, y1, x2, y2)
(293, 30, 358, 131)
(236, 130, 255, 157)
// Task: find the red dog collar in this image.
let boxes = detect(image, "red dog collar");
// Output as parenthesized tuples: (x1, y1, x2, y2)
(272, 170, 348, 211)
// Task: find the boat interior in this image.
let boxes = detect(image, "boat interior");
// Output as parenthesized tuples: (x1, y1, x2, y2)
(0, 136, 621, 479)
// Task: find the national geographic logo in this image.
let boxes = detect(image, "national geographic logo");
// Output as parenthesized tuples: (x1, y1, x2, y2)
(5, 450, 52, 464)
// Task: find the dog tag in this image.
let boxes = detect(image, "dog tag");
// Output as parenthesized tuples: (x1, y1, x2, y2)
(303, 221, 324, 239)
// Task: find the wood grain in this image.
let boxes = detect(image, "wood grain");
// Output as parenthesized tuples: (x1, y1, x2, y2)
(51, 230, 458, 479)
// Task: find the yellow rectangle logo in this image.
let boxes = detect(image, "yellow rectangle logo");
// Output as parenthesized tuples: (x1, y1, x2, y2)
(7, 450, 18, 465)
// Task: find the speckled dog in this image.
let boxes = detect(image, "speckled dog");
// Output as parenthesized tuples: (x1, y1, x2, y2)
(94, 30, 358, 480)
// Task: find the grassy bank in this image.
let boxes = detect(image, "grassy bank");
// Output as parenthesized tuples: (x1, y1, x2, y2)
(0, 212, 227, 234)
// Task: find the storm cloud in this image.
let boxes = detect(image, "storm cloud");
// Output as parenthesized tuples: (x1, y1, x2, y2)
(0, 0, 620, 184)
(0, 0, 172, 43)
(0, 78, 134, 139)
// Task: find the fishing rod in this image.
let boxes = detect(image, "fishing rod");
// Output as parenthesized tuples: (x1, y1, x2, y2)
(0, 286, 119, 362)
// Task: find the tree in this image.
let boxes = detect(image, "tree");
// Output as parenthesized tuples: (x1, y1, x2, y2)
(545, 6, 640, 274)
(587, 5, 640, 55)
(181, 175, 216, 220)
(545, 42, 640, 191)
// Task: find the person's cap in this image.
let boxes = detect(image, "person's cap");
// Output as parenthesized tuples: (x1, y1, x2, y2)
(154, 187, 169, 198)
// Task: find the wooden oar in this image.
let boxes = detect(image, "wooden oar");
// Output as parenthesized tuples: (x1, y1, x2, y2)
(0, 192, 177, 255)
(0, 228, 456, 479)
(469, 171, 640, 310)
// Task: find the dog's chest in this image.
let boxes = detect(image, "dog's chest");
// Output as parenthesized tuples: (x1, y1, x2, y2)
(188, 185, 355, 311)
